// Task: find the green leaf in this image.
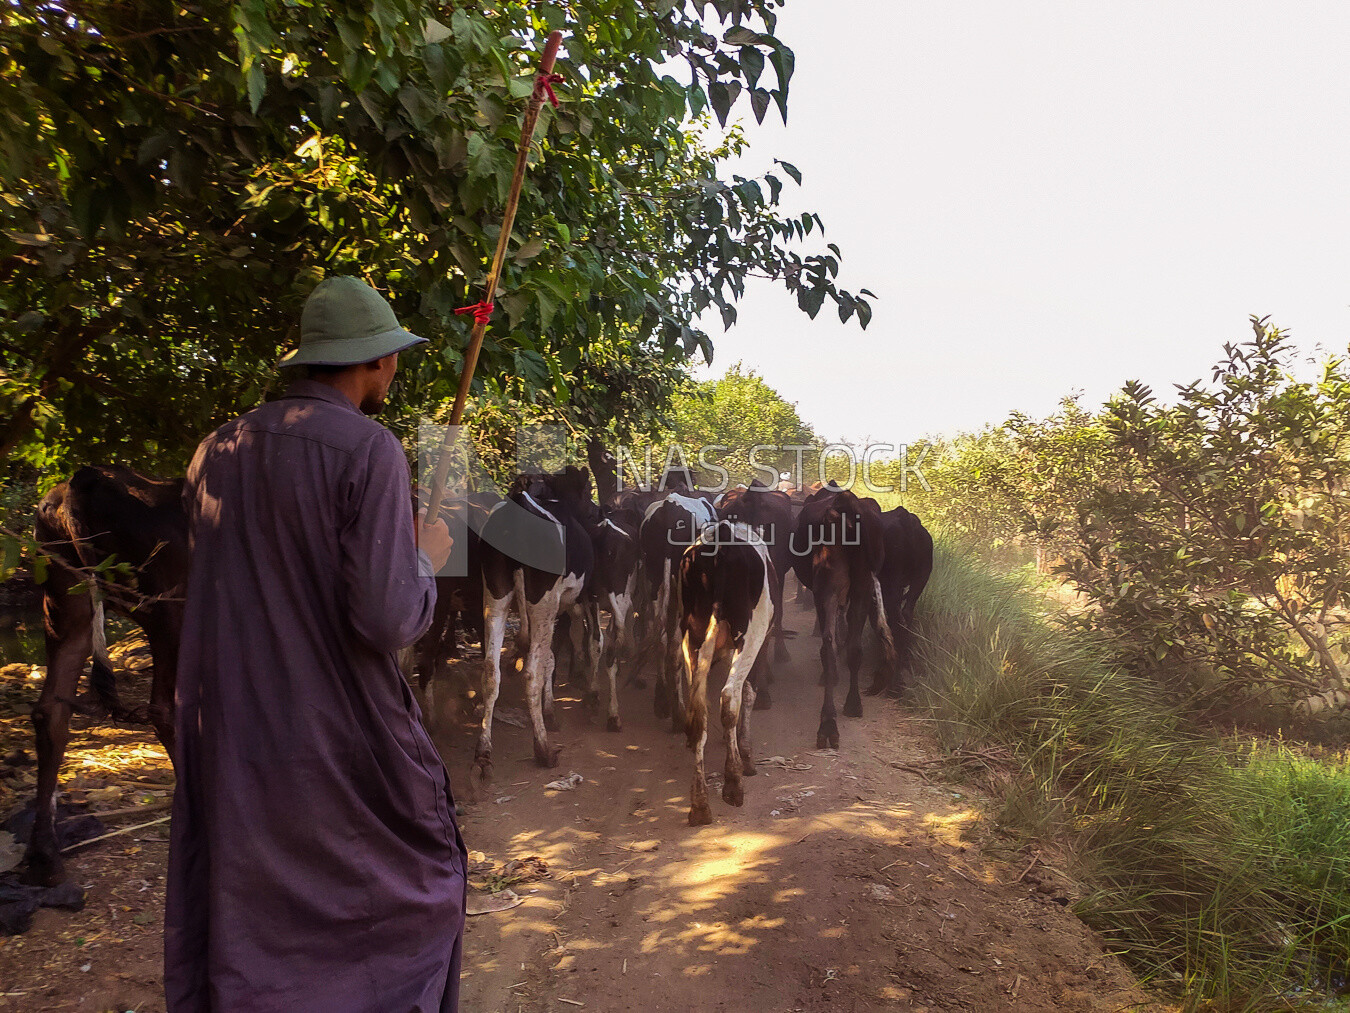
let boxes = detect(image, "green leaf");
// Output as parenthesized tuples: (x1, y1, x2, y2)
(749, 88, 770, 124)
(708, 81, 742, 127)
(739, 47, 765, 89)
(514, 236, 546, 262)
(246, 65, 266, 113)
(424, 17, 452, 44)
(778, 160, 802, 185)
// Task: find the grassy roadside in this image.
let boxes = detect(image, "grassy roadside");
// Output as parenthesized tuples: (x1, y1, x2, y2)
(909, 539, 1350, 1009)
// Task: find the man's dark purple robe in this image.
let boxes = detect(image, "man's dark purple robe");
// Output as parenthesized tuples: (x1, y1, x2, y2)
(165, 381, 466, 1012)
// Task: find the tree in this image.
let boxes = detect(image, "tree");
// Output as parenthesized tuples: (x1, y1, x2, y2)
(0, 0, 873, 483)
(1064, 318, 1350, 715)
(637, 362, 815, 487)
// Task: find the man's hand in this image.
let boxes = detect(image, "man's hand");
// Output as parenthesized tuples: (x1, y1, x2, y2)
(416, 510, 453, 574)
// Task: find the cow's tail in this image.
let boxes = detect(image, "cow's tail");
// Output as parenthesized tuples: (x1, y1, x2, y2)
(88, 595, 120, 713)
(871, 574, 898, 670)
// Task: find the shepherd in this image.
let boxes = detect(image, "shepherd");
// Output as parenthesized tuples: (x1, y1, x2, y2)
(163, 276, 463, 1011)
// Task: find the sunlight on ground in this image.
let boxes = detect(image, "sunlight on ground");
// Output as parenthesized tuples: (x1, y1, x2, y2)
(922, 808, 980, 848)
(664, 829, 787, 905)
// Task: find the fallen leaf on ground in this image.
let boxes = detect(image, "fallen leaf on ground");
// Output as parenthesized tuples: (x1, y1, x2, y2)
(466, 888, 524, 916)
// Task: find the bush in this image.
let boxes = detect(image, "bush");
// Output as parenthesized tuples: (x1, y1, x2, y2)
(911, 538, 1350, 1007)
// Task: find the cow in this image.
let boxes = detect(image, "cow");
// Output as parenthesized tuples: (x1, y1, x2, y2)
(678, 520, 776, 825)
(716, 482, 795, 666)
(871, 505, 934, 695)
(25, 465, 187, 886)
(638, 491, 717, 731)
(588, 507, 641, 731)
(476, 467, 598, 774)
(413, 495, 492, 728)
(790, 485, 898, 750)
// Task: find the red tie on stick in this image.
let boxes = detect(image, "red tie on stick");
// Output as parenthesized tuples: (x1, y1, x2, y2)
(534, 73, 565, 107)
(455, 301, 495, 326)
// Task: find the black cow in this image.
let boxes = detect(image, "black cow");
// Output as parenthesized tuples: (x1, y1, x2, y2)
(678, 520, 777, 825)
(790, 486, 898, 750)
(871, 505, 934, 695)
(26, 466, 187, 886)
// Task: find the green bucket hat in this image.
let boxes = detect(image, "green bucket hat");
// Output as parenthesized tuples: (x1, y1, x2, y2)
(278, 276, 427, 367)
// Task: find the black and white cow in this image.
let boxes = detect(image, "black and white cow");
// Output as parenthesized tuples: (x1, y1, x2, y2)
(678, 520, 776, 825)
(589, 508, 641, 731)
(638, 491, 718, 731)
(477, 467, 597, 773)
(716, 482, 795, 665)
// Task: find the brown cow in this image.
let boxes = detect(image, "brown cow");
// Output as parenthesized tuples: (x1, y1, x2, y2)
(790, 486, 898, 750)
(25, 466, 186, 886)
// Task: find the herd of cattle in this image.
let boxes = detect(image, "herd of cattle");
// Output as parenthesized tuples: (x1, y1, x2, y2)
(18, 462, 932, 884)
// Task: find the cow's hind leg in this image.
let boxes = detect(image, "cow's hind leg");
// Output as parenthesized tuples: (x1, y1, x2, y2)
(652, 561, 672, 719)
(524, 588, 563, 767)
(144, 615, 178, 761)
(683, 627, 717, 826)
(24, 586, 91, 886)
(738, 680, 758, 775)
(815, 585, 841, 750)
(843, 589, 870, 718)
(603, 591, 629, 732)
(476, 588, 513, 780)
(722, 594, 771, 806)
(665, 578, 688, 735)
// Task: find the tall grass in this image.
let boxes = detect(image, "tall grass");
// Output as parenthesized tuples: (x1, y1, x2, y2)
(910, 538, 1350, 1008)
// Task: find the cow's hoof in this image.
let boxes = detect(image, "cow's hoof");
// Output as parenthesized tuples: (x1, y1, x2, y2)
(534, 742, 563, 768)
(606, 716, 623, 733)
(775, 641, 790, 664)
(582, 691, 600, 712)
(688, 803, 714, 826)
(543, 711, 559, 733)
(816, 720, 839, 751)
(473, 753, 494, 782)
(843, 692, 863, 718)
(742, 758, 757, 777)
(670, 712, 686, 736)
(753, 688, 772, 711)
(19, 853, 65, 888)
(653, 683, 670, 719)
(722, 781, 744, 807)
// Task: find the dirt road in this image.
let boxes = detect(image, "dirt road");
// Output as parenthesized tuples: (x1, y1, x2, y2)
(0, 597, 1166, 1011)
(444, 597, 1163, 1013)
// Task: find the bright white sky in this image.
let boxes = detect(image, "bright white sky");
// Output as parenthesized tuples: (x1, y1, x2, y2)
(702, 1, 1350, 445)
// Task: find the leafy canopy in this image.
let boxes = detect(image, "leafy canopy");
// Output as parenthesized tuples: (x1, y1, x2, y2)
(0, 0, 873, 480)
